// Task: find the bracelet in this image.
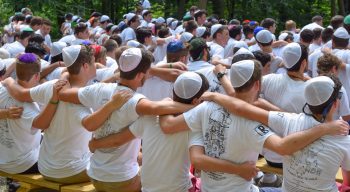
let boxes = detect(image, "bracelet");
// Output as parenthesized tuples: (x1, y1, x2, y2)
(49, 100, 59, 105)
(169, 63, 172, 68)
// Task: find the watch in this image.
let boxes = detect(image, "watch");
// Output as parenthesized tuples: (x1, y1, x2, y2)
(217, 71, 226, 80)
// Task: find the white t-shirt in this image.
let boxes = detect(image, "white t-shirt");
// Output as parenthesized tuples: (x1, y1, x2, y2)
(129, 116, 192, 192)
(338, 65, 350, 104)
(58, 34, 76, 45)
(248, 43, 260, 52)
(2, 58, 16, 79)
(308, 49, 323, 78)
(35, 30, 52, 48)
(224, 38, 237, 58)
(333, 49, 350, 64)
(153, 36, 174, 64)
(261, 73, 307, 163)
(120, 27, 136, 44)
(95, 67, 117, 82)
(209, 42, 225, 60)
(78, 83, 145, 182)
(309, 43, 321, 54)
(45, 67, 64, 81)
(268, 111, 350, 192)
(184, 101, 274, 192)
(196, 66, 227, 95)
(188, 60, 213, 72)
(106, 56, 117, 68)
(0, 84, 41, 174)
(3, 41, 25, 58)
(30, 80, 92, 178)
(137, 76, 173, 101)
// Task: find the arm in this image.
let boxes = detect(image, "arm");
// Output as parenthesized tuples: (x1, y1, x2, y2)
(190, 145, 258, 181)
(40, 62, 63, 79)
(88, 128, 135, 152)
(0, 107, 23, 119)
(82, 90, 132, 131)
(342, 168, 350, 187)
(211, 57, 231, 68)
(57, 87, 81, 104)
(201, 92, 269, 125)
(213, 64, 235, 96)
(149, 67, 184, 82)
(101, 72, 120, 83)
(253, 98, 281, 111)
(271, 40, 288, 48)
(3, 62, 16, 79)
(264, 120, 349, 155)
(32, 80, 67, 130)
(136, 99, 193, 116)
(159, 114, 190, 134)
(2, 77, 32, 102)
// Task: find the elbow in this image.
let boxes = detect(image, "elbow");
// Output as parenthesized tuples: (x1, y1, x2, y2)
(82, 120, 96, 132)
(160, 124, 174, 134)
(190, 154, 204, 170)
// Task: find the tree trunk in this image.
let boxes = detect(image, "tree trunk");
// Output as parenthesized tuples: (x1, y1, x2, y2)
(178, 0, 186, 19)
(338, 0, 345, 15)
(198, 0, 208, 10)
(211, 0, 225, 18)
(331, 0, 337, 16)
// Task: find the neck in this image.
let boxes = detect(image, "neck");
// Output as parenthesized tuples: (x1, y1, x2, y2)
(106, 52, 115, 59)
(261, 46, 272, 53)
(214, 39, 224, 47)
(118, 79, 138, 91)
(287, 70, 305, 81)
(68, 73, 90, 88)
(17, 79, 32, 89)
(235, 92, 256, 104)
(313, 113, 333, 122)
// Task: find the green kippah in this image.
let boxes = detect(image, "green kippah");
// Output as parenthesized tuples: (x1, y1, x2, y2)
(23, 27, 34, 32)
(344, 15, 350, 25)
(183, 15, 193, 22)
(190, 37, 207, 51)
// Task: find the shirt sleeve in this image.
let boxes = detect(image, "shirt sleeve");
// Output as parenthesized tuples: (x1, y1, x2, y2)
(129, 118, 145, 138)
(30, 80, 56, 104)
(188, 131, 204, 148)
(248, 122, 275, 153)
(268, 111, 292, 137)
(78, 83, 112, 110)
(338, 87, 350, 116)
(183, 102, 206, 132)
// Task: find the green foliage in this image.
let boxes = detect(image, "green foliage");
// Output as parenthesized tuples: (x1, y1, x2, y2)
(0, 0, 345, 40)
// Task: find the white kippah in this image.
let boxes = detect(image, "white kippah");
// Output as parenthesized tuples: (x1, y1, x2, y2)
(51, 42, 67, 57)
(256, 30, 273, 44)
(0, 48, 10, 59)
(282, 42, 302, 69)
(174, 72, 202, 99)
(230, 60, 255, 88)
(196, 27, 206, 37)
(180, 32, 194, 43)
(233, 47, 254, 57)
(166, 17, 174, 26)
(334, 27, 350, 39)
(126, 40, 141, 48)
(156, 17, 165, 24)
(62, 45, 81, 67)
(126, 13, 136, 22)
(100, 15, 110, 22)
(171, 20, 178, 30)
(234, 41, 249, 49)
(211, 24, 223, 37)
(304, 76, 335, 106)
(119, 48, 142, 72)
(278, 32, 289, 41)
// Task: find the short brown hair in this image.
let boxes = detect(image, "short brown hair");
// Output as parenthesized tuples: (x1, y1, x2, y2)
(16, 54, 41, 81)
(167, 44, 190, 63)
(67, 45, 94, 75)
(120, 48, 153, 80)
(43, 19, 52, 26)
(285, 20, 296, 31)
(115, 46, 130, 61)
(317, 53, 341, 75)
(30, 16, 43, 27)
(234, 60, 262, 93)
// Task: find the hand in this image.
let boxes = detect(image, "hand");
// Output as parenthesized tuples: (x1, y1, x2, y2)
(88, 138, 97, 153)
(1, 77, 16, 87)
(7, 106, 24, 119)
(171, 62, 188, 71)
(236, 161, 259, 181)
(324, 119, 349, 136)
(51, 80, 68, 102)
(213, 64, 226, 75)
(109, 90, 133, 110)
(199, 92, 217, 102)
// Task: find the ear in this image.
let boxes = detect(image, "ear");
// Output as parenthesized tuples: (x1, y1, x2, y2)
(191, 97, 201, 105)
(135, 72, 144, 81)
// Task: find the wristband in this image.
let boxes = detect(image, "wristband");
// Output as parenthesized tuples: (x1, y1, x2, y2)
(169, 63, 172, 68)
(49, 100, 59, 105)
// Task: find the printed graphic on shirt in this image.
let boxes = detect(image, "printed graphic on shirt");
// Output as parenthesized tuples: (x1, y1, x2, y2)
(254, 124, 270, 136)
(94, 118, 119, 153)
(285, 139, 325, 190)
(204, 107, 232, 159)
(209, 79, 222, 93)
(0, 97, 18, 148)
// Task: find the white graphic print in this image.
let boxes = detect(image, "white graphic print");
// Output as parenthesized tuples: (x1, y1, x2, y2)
(0, 97, 18, 148)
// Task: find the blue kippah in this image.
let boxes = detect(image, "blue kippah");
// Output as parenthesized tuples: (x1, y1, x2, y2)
(167, 40, 185, 53)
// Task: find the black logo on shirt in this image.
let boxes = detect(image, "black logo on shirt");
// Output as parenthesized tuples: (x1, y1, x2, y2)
(255, 124, 269, 136)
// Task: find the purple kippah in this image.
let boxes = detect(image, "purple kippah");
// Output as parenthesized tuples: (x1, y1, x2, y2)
(18, 53, 37, 63)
